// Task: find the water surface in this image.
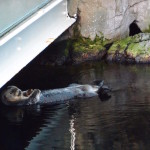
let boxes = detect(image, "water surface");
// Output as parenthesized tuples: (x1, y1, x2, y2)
(1, 62, 150, 150)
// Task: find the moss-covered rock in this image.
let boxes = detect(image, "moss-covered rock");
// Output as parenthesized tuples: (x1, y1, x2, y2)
(64, 35, 111, 64)
(107, 33, 150, 63)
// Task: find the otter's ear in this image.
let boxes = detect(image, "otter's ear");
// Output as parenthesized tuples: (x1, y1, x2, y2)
(2, 95, 7, 101)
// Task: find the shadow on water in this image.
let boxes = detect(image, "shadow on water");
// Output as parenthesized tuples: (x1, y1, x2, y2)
(1, 62, 150, 149)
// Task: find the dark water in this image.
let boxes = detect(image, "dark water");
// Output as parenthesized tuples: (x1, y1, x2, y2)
(1, 62, 150, 150)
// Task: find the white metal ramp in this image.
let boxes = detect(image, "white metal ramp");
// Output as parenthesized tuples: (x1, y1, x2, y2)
(0, 0, 76, 88)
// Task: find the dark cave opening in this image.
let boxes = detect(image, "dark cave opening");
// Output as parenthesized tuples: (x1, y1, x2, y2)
(129, 21, 142, 36)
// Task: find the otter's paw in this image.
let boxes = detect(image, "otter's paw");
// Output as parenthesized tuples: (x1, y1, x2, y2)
(27, 89, 41, 105)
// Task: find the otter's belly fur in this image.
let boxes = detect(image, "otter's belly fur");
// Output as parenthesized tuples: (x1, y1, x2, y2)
(39, 85, 98, 104)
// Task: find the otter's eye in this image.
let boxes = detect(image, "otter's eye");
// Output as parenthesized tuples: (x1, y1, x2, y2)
(9, 89, 16, 95)
(9, 90, 14, 94)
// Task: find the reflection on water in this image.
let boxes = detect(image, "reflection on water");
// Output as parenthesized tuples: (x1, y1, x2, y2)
(70, 115, 76, 150)
(1, 62, 150, 149)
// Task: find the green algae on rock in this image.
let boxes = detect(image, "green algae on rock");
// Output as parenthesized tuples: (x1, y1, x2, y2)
(64, 35, 111, 64)
(107, 33, 150, 63)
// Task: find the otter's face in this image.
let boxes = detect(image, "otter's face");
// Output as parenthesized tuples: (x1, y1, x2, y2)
(2, 86, 22, 102)
(1, 86, 37, 105)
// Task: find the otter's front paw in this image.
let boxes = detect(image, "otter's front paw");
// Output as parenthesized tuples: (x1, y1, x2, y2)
(27, 89, 41, 105)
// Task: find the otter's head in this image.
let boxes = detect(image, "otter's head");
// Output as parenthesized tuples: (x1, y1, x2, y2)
(1, 86, 41, 106)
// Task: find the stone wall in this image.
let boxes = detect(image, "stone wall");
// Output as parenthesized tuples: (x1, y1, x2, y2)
(68, 0, 150, 40)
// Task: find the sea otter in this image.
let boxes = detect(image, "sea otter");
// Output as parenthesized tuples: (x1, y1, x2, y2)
(1, 81, 111, 106)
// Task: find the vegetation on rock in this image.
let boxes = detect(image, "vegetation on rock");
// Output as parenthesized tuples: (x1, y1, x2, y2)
(64, 24, 112, 63)
(107, 33, 150, 63)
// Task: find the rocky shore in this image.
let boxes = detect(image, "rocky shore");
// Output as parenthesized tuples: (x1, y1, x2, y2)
(107, 33, 150, 64)
(34, 33, 150, 65)
(70, 33, 150, 64)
